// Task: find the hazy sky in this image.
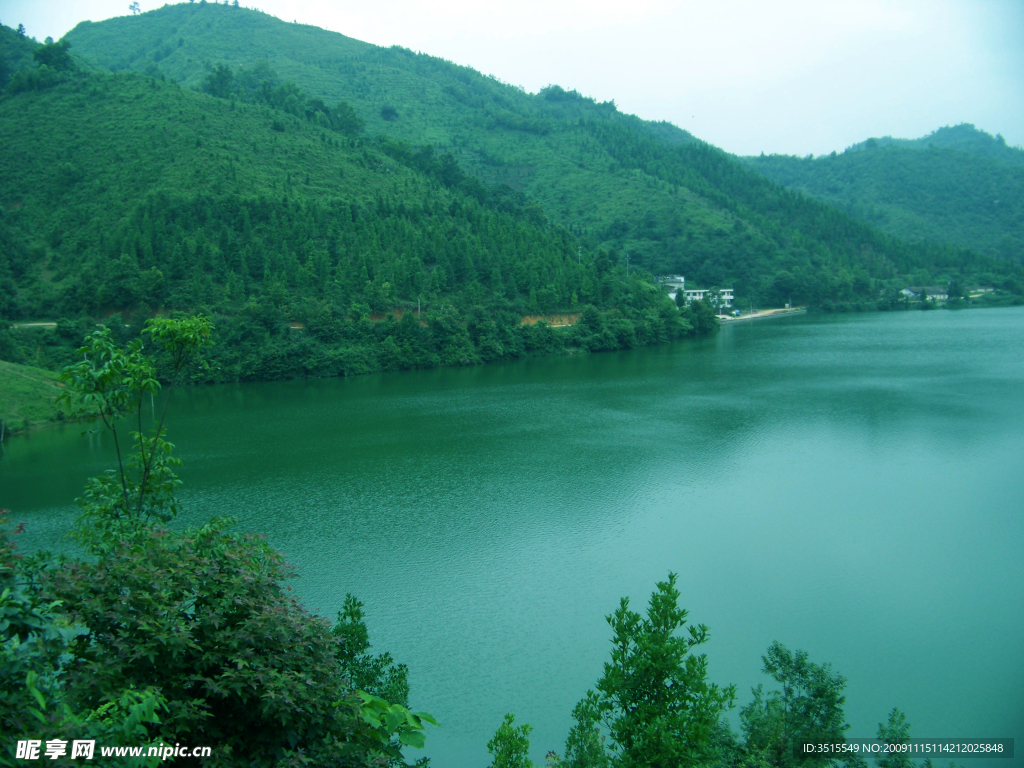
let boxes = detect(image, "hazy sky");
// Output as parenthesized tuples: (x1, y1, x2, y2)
(4, 0, 1022, 156)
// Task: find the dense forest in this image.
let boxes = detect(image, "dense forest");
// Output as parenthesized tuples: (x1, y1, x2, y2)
(59, 3, 1021, 294)
(744, 125, 1024, 263)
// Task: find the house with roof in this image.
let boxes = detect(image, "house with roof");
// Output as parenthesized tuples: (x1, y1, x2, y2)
(683, 287, 734, 308)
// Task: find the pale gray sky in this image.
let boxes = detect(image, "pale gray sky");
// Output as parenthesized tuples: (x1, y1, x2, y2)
(4, 0, 1022, 156)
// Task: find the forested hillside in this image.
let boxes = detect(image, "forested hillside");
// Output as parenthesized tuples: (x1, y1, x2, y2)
(0, 33, 702, 382)
(61, 2, 1019, 303)
(2, 4, 1022, 388)
(0, 22, 36, 89)
(745, 125, 1024, 263)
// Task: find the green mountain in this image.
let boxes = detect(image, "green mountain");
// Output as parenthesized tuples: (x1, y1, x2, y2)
(1, 5, 1021, 386)
(60, 2, 1016, 302)
(848, 123, 1024, 167)
(0, 29, 704, 382)
(745, 125, 1024, 263)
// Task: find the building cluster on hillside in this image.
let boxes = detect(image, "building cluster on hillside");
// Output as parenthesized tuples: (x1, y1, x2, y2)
(658, 275, 734, 308)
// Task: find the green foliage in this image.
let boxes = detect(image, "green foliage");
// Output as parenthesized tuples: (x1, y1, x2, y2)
(333, 594, 410, 707)
(740, 642, 860, 768)
(848, 124, 1024, 167)
(560, 695, 611, 768)
(563, 573, 736, 768)
(44, 516, 383, 766)
(746, 127, 1024, 265)
(0, 23, 39, 90)
(201, 59, 365, 136)
(57, 317, 212, 529)
(0, 26, 78, 96)
(0, 513, 169, 768)
(32, 39, 76, 72)
(876, 709, 913, 768)
(487, 713, 535, 768)
(58, 3, 1022, 311)
(2, 8, 1017, 393)
(356, 691, 437, 753)
(688, 299, 719, 335)
(0, 61, 711, 383)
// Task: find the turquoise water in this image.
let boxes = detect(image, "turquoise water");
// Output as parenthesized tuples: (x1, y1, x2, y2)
(3, 308, 1022, 766)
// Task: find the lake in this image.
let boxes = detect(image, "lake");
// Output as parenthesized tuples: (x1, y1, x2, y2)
(2, 307, 1022, 767)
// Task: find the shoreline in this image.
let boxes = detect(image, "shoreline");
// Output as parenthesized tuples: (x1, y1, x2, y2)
(719, 307, 808, 322)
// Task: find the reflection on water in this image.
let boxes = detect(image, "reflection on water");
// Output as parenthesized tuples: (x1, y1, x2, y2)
(3, 308, 1023, 767)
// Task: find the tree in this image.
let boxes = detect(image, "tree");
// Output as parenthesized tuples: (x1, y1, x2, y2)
(16, 23, 25, 36)
(333, 594, 410, 707)
(2, 509, 172, 767)
(129, 2, 141, 14)
(740, 642, 861, 768)
(203, 63, 235, 99)
(57, 316, 213, 527)
(487, 714, 535, 768)
(561, 695, 610, 768)
(564, 573, 736, 768)
(331, 101, 364, 136)
(688, 299, 719, 335)
(876, 709, 912, 768)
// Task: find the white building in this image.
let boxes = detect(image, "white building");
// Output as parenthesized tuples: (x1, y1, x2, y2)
(683, 287, 734, 308)
(659, 275, 733, 308)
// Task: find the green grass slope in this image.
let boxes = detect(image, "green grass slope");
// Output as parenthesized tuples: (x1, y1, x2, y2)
(62, 2, 1018, 304)
(0, 359, 63, 434)
(745, 127, 1024, 263)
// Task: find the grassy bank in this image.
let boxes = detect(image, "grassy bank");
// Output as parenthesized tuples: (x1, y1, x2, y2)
(0, 360, 64, 435)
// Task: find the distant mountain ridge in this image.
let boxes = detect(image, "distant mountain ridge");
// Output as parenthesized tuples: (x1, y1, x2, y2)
(846, 123, 1024, 167)
(745, 124, 1024, 263)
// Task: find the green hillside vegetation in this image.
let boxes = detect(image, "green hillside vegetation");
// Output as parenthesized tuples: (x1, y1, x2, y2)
(0, 359, 64, 434)
(0, 22, 36, 90)
(0, 35, 703, 382)
(848, 123, 1024, 167)
(60, 3, 1021, 306)
(3, 5, 1022, 390)
(745, 125, 1024, 265)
